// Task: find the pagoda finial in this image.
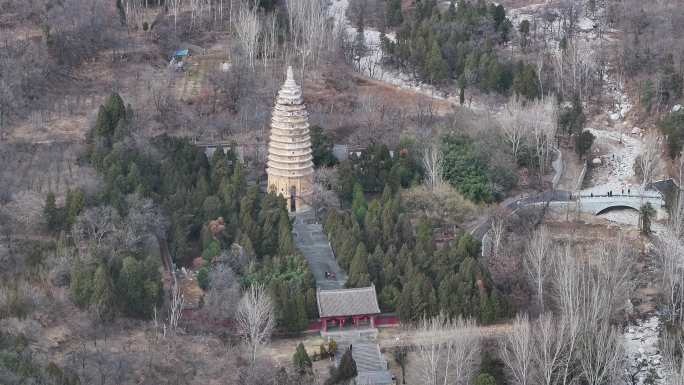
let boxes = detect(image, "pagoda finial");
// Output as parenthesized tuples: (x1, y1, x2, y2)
(286, 66, 294, 82)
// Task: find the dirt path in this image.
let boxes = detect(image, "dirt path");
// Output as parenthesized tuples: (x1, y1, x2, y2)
(556, 147, 584, 191)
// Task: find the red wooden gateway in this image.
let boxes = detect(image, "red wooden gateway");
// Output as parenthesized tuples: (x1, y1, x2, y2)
(316, 285, 381, 332)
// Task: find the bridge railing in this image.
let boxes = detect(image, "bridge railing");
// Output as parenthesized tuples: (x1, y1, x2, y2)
(577, 193, 663, 199)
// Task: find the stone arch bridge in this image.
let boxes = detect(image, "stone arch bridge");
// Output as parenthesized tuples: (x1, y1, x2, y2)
(576, 193, 665, 215)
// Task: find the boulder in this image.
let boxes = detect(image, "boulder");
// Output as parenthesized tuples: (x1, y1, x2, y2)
(592, 157, 602, 165)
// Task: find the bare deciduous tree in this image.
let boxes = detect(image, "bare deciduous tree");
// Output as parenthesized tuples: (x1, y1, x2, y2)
(525, 225, 552, 312)
(638, 131, 661, 187)
(530, 97, 558, 180)
(205, 263, 240, 321)
(500, 313, 534, 385)
(656, 228, 684, 325)
(487, 214, 507, 260)
(422, 143, 444, 191)
(236, 283, 274, 364)
(234, 2, 260, 70)
(499, 98, 529, 160)
(662, 329, 684, 385)
(412, 314, 481, 385)
(73, 206, 120, 249)
(592, 236, 633, 320)
(578, 320, 624, 385)
(533, 313, 566, 385)
(550, 245, 582, 385)
(168, 279, 185, 333)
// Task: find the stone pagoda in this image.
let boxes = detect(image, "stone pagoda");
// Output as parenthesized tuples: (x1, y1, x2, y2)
(266, 66, 313, 212)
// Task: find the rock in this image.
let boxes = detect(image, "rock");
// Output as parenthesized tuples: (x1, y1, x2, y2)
(592, 157, 602, 165)
(673, 104, 682, 112)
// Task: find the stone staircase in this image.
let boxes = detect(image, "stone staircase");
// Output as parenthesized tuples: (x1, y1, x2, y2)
(332, 338, 394, 385)
(327, 327, 393, 385)
(293, 209, 347, 290)
(336, 342, 387, 373)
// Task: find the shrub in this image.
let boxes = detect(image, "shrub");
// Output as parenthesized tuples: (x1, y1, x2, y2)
(197, 267, 210, 290)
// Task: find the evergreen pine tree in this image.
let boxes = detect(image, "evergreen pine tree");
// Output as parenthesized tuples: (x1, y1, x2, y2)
(91, 264, 115, 321)
(385, 0, 403, 27)
(44, 192, 61, 232)
(335, 349, 358, 383)
(293, 343, 312, 374)
(458, 76, 466, 105)
(348, 243, 369, 287)
(294, 295, 309, 331)
(337, 161, 356, 203)
(71, 256, 93, 307)
(364, 200, 382, 251)
(118, 257, 146, 316)
(480, 291, 496, 324)
(427, 42, 449, 84)
(278, 215, 295, 256)
(379, 284, 400, 312)
(351, 183, 367, 224)
(105, 93, 126, 128)
(368, 245, 385, 288)
(491, 4, 506, 30)
(397, 280, 414, 321)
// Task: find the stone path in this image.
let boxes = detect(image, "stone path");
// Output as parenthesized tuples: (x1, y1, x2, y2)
(293, 209, 347, 290)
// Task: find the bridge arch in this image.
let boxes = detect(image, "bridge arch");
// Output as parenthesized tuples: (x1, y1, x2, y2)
(595, 204, 641, 216)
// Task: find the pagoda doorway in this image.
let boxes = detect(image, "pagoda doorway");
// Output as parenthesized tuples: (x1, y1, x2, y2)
(290, 186, 297, 212)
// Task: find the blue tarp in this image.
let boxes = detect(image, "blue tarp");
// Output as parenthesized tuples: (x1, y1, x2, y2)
(174, 49, 189, 58)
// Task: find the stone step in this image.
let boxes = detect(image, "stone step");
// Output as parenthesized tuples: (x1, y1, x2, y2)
(335, 342, 387, 373)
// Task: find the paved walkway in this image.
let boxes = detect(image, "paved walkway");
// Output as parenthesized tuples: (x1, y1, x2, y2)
(293, 209, 347, 290)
